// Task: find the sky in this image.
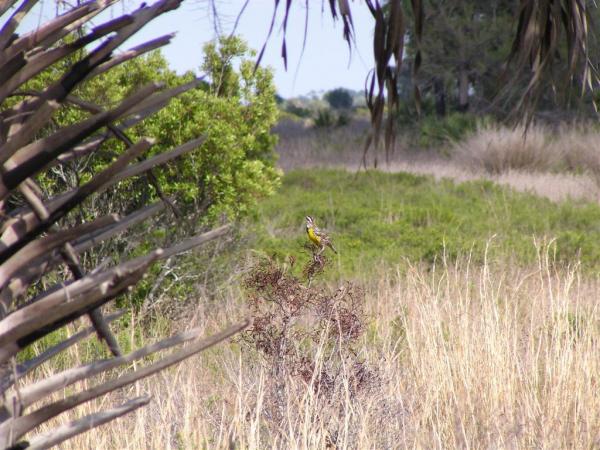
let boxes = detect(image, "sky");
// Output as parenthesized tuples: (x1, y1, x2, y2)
(15, 0, 376, 98)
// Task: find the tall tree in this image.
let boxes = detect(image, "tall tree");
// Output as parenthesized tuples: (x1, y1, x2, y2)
(406, 0, 516, 114)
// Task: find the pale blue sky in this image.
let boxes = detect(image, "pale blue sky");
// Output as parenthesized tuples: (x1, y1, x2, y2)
(15, 0, 376, 98)
(126, 1, 376, 98)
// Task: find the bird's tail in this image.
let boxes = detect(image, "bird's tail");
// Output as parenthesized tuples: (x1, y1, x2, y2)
(328, 242, 338, 254)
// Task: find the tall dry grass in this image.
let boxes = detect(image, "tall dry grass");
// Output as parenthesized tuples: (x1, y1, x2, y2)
(453, 124, 560, 173)
(24, 244, 600, 448)
(275, 119, 600, 203)
(455, 122, 600, 176)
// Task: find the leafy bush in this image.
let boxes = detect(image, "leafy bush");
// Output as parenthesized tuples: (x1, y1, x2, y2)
(131, 37, 281, 222)
(285, 101, 313, 118)
(33, 36, 281, 224)
(417, 112, 487, 148)
(314, 108, 336, 128)
(336, 111, 351, 127)
(324, 87, 354, 110)
(25, 37, 281, 310)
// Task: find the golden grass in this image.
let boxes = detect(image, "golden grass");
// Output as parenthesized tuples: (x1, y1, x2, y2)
(453, 123, 560, 173)
(275, 119, 600, 203)
(24, 244, 600, 448)
(454, 123, 600, 176)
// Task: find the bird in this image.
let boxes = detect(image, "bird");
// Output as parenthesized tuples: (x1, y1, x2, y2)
(305, 215, 337, 255)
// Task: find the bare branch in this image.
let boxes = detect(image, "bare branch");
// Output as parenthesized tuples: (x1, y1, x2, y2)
(86, 33, 176, 80)
(23, 396, 151, 450)
(0, 202, 164, 307)
(2, 0, 118, 63)
(0, 310, 125, 394)
(0, 0, 39, 51)
(0, 214, 119, 290)
(0, 137, 155, 261)
(9, 325, 204, 412)
(159, 224, 231, 260)
(0, 14, 136, 105)
(0, 249, 162, 363)
(0, 320, 248, 445)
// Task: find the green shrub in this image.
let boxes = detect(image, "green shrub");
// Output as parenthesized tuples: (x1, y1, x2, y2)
(324, 87, 354, 110)
(314, 108, 336, 128)
(285, 101, 312, 118)
(417, 112, 488, 148)
(26, 37, 281, 310)
(32, 36, 281, 224)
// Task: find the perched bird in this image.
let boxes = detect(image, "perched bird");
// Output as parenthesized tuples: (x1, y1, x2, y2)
(305, 215, 337, 254)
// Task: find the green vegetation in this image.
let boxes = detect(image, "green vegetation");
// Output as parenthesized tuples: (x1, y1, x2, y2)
(324, 87, 354, 110)
(251, 169, 600, 278)
(29, 36, 280, 223)
(410, 112, 490, 148)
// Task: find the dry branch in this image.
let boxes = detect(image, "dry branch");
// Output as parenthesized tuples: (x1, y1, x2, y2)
(0, 320, 248, 446)
(7, 325, 205, 413)
(22, 396, 151, 450)
(0, 201, 164, 309)
(2, 0, 118, 63)
(0, 249, 162, 363)
(0, 310, 125, 394)
(0, 137, 154, 260)
(0, 214, 119, 290)
(0, 1, 246, 447)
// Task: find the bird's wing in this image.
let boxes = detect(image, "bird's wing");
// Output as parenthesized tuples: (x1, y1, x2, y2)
(314, 226, 332, 241)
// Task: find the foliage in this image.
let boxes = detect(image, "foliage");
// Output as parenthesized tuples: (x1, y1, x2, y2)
(31, 36, 281, 224)
(324, 87, 354, 110)
(249, 169, 600, 278)
(402, 0, 599, 118)
(416, 112, 489, 148)
(22, 36, 281, 312)
(313, 108, 336, 128)
(407, 0, 516, 112)
(284, 100, 313, 118)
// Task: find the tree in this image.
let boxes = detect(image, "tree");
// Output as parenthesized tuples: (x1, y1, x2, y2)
(324, 87, 354, 110)
(34, 37, 280, 224)
(401, 0, 599, 118)
(403, 0, 516, 115)
(263, 0, 597, 162)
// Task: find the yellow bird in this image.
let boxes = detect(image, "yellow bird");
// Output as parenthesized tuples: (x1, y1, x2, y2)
(305, 215, 337, 254)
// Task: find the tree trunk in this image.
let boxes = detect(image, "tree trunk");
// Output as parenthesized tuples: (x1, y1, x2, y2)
(457, 67, 469, 112)
(433, 77, 446, 117)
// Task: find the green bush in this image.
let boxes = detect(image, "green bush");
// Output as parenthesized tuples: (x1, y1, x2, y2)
(31, 36, 281, 224)
(417, 112, 490, 148)
(285, 101, 312, 118)
(314, 108, 336, 128)
(324, 87, 354, 110)
(21, 37, 281, 310)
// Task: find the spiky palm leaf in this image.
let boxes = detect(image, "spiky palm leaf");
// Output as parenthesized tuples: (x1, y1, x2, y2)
(0, 1, 247, 448)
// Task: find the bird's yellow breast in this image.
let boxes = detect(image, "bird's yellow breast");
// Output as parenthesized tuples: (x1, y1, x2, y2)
(307, 227, 321, 245)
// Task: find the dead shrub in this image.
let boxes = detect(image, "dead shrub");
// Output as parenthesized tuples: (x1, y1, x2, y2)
(239, 254, 377, 440)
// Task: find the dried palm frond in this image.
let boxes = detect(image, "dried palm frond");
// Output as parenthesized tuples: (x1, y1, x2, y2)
(0, 0, 247, 448)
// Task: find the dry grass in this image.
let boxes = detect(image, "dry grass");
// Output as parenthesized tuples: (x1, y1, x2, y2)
(24, 244, 600, 448)
(558, 125, 600, 174)
(455, 123, 600, 177)
(453, 124, 561, 173)
(275, 119, 600, 203)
